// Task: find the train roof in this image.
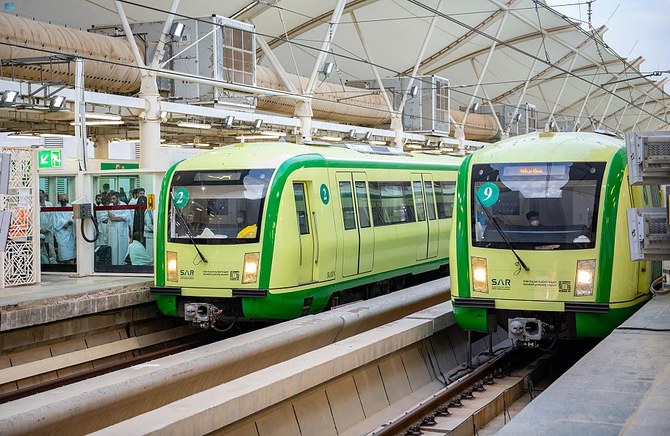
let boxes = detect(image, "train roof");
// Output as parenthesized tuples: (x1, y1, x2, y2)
(469, 131, 625, 164)
(174, 141, 464, 172)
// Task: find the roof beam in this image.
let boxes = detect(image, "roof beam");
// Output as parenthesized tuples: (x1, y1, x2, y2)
(261, 0, 379, 53)
(490, 27, 603, 103)
(400, 0, 522, 76)
(422, 24, 574, 76)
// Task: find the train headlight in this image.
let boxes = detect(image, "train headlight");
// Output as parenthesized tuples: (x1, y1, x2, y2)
(471, 257, 488, 293)
(242, 252, 260, 284)
(167, 251, 178, 282)
(575, 259, 596, 296)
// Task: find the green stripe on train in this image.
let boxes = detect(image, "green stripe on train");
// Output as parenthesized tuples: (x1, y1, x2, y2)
(596, 147, 625, 304)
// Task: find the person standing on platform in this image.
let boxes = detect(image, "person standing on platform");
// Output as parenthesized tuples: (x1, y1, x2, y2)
(119, 187, 129, 204)
(39, 189, 57, 263)
(52, 194, 76, 263)
(142, 195, 154, 263)
(108, 192, 132, 265)
(94, 193, 109, 247)
(126, 231, 152, 265)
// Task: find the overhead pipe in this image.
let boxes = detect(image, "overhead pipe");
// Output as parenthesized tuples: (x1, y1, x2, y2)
(0, 12, 499, 140)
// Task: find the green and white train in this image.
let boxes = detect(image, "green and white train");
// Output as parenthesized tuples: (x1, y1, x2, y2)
(151, 142, 462, 328)
(450, 131, 659, 345)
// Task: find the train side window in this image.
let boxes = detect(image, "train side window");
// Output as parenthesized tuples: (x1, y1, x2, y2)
(369, 181, 415, 226)
(435, 181, 455, 219)
(413, 181, 426, 221)
(424, 181, 436, 220)
(339, 181, 357, 230)
(355, 181, 371, 228)
(293, 183, 310, 235)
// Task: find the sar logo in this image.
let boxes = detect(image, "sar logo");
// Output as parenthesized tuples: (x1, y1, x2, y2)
(491, 278, 511, 291)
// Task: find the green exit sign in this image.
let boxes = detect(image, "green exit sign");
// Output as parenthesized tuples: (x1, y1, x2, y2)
(38, 150, 62, 168)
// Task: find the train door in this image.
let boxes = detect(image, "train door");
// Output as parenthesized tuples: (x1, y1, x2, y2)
(423, 175, 439, 258)
(412, 174, 438, 260)
(354, 173, 374, 273)
(293, 182, 315, 284)
(412, 174, 429, 260)
(336, 172, 373, 277)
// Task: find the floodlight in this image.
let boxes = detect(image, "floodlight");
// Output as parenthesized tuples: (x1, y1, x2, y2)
(169, 22, 185, 40)
(513, 113, 522, 123)
(347, 129, 356, 139)
(320, 62, 334, 78)
(408, 85, 418, 98)
(252, 118, 263, 130)
(223, 115, 235, 129)
(1, 90, 17, 106)
(469, 102, 479, 113)
(49, 95, 66, 112)
(363, 131, 372, 141)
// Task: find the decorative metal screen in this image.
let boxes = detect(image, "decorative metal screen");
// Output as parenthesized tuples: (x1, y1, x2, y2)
(0, 147, 38, 288)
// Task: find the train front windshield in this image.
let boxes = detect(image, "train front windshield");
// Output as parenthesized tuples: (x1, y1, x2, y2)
(471, 162, 606, 250)
(168, 169, 273, 244)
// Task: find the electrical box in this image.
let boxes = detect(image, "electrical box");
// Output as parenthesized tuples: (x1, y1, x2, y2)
(626, 131, 670, 185)
(73, 203, 93, 220)
(627, 207, 670, 260)
(123, 16, 256, 109)
(347, 76, 451, 136)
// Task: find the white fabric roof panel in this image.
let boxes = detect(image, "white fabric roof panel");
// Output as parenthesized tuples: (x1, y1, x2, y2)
(1, 0, 668, 133)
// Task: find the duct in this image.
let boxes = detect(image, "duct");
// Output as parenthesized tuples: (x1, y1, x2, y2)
(0, 13, 499, 140)
(0, 13, 141, 94)
(255, 66, 390, 126)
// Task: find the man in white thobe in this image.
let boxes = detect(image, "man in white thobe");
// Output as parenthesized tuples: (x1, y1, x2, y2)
(52, 194, 76, 263)
(108, 192, 132, 265)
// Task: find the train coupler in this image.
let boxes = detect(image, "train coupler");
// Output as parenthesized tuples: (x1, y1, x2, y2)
(184, 302, 222, 329)
(508, 317, 552, 347)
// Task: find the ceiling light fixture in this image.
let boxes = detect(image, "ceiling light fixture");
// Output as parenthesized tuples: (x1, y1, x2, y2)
(260, 131, 287, 137)
(235, 135, 277, 140)
(69, 120, 124, 126)
(85, 113, 122, 121)
(177, 121, 212, 130)
(252, 119, 263, 130)
(319, 136, 343, 142)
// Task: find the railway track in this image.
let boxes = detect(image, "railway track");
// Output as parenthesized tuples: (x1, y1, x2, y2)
(377, 351, 553, 436)
(0, 314, 222, 403)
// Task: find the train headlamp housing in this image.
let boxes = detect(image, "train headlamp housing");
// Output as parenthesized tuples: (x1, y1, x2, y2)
(575, 259, 596, 296)
(167, 251, 178, 282)
(471, 257, 488, 293)
(242, 252, 260, 284)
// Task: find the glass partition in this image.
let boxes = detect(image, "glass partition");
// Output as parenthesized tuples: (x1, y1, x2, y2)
(93, 175, 153, 273)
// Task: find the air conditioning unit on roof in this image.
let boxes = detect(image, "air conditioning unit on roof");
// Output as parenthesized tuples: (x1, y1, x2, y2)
(627, 207, 670, 260)
(627, 131, 670, 185)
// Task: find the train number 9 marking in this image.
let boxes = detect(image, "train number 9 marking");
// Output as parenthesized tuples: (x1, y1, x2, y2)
(476, 182, 499, 207)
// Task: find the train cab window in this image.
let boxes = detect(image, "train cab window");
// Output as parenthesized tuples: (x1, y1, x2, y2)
(168, 169, 273, 244)
(435, 181, 455, 219)
(413, 181, 426, 222)
(471, 162, 605, 250)
(339, 181, 356, 230)
(293, 183, 310, 235)
(424, 181, 436, 220)
(355, 181, 371, 228)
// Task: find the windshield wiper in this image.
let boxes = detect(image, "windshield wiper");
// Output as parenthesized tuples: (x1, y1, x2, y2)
(170, 192, 208, 264)
(475, 195, 530, 272)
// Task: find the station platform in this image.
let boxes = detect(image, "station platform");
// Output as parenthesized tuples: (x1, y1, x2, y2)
(498, 293, 670, 435)
(0, 274, 152, 332)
